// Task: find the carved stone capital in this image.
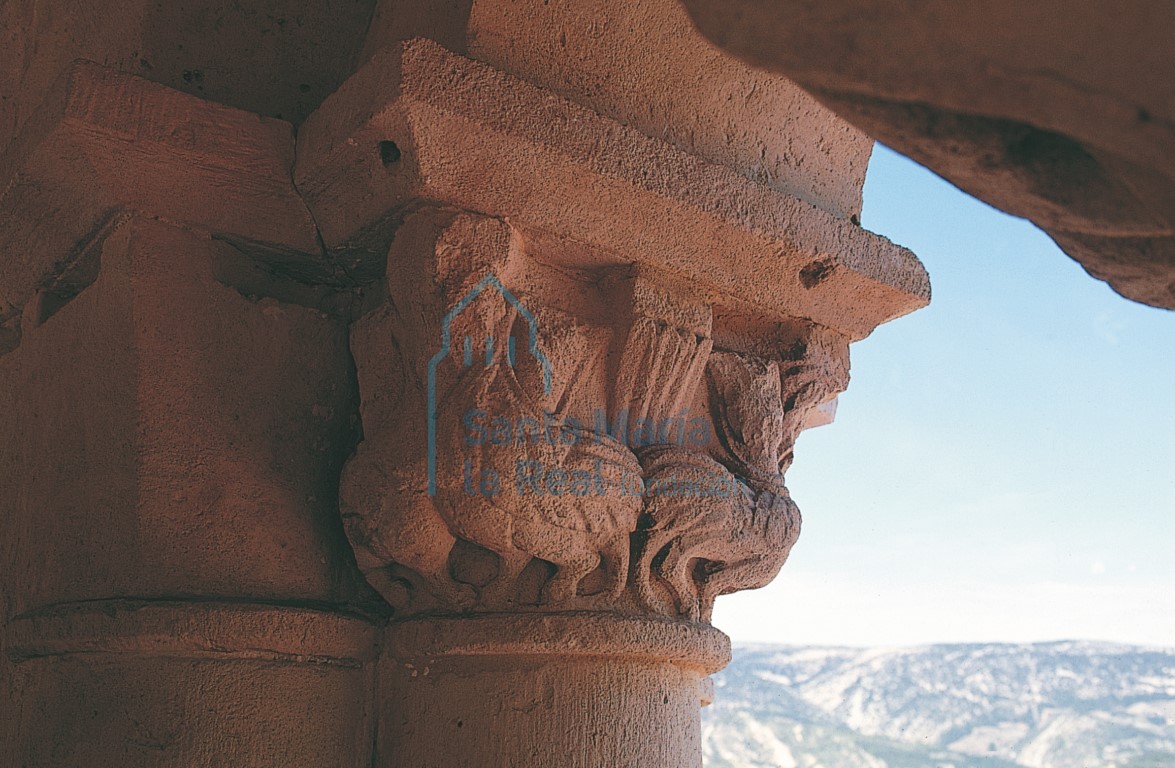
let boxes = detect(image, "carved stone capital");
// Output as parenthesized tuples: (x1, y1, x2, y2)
(305, 39, 921, 629)
(340, 208, 851, 623)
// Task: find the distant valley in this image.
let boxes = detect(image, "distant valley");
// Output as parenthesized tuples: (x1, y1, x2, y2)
(702, 642, 1175, 768)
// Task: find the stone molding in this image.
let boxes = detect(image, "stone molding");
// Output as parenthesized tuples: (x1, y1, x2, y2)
(295, 38, 929, 340)
(384, 612, 731, 675)
(6, 600, 380, 667)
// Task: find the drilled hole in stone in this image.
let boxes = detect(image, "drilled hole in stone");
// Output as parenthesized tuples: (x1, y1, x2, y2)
(799, 259, 836, 289)
(379, 140, 402, 166)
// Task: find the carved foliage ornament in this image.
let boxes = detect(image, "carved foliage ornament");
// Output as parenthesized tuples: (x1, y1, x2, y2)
(339, 211, 849, 622)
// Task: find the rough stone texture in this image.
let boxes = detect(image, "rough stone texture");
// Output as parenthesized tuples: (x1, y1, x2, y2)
(382, 613, 730, 668)
(469, 0, 872, 219)
(11, 655, 373, 766)
(0, 217, 366, 612)
(295, 39, 929, 340)
(681, 0, 1175, 309)
(339, 209, 859, 623)
(0, 60, 326, 355)
(294, 27, 927, 766)
(0, 3, 934, 765)
(359, 0, 871, 220)
(0, 216, 379, 765)
(377, 614, 728, 768)
(0, 0, 376, 148)
(6, 601, 379, 664)
(6, 602, 378, 765)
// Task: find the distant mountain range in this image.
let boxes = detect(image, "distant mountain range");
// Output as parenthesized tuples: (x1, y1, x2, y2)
(702, 641, 1175, 768)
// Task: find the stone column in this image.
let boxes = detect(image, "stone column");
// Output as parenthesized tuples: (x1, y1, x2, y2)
(295, 10, 930, 764)
(0, 62, 382, 767)
(378, 615, 728, 766)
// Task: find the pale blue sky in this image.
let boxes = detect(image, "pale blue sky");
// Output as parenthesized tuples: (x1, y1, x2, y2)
(714, 146, 1175, 648)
